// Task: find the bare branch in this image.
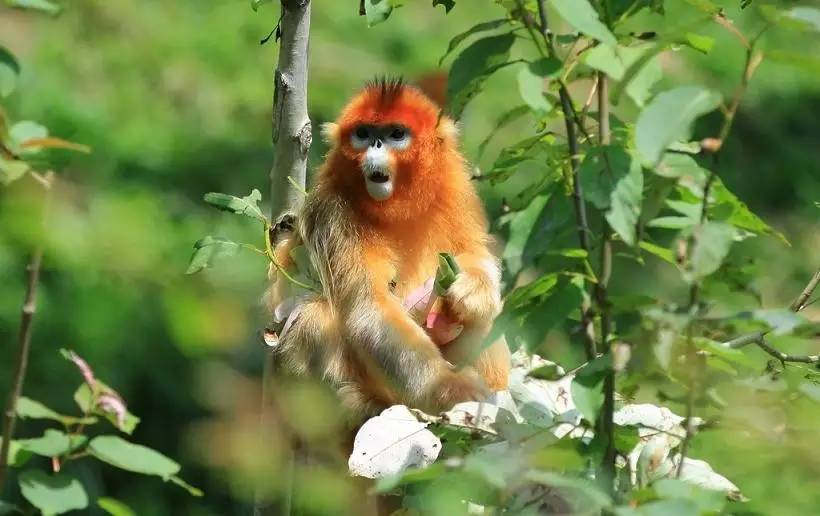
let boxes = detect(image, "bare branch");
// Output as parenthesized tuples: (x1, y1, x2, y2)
(790, 268, 820, 312)
(753, 336, 819, 364)
(0, 171, 54, 490)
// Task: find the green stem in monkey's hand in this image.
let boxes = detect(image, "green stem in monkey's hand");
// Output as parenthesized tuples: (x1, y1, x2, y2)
(435, 253, 461, 296)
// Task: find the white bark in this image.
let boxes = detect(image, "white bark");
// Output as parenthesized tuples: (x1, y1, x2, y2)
(256, 2, 311, 515)
(270, 0, 312, 217)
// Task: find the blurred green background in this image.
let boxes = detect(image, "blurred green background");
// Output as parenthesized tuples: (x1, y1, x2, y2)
(0, 0, 818, 514)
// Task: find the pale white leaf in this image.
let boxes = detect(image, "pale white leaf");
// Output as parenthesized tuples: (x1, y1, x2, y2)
(348, 405, 441, 479)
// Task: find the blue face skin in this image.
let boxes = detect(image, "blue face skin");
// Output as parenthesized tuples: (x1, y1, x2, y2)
(350, 124, 412, 201)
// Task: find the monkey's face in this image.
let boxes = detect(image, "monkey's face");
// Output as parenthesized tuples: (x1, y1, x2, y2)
(348, 123, 412, 201)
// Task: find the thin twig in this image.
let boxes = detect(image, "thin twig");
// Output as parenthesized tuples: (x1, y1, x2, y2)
(753, 336, 819, 364)
(533, 0, 596, 360)
(678, 24, 768, 478)
(790, 268, 820, 312)
(595, 71, 616, 493)
(0, 171, 54, 490)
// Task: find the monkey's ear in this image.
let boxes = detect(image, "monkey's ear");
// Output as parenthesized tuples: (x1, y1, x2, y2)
(437, 116, 459, 142)
(321, 122, 339, 144)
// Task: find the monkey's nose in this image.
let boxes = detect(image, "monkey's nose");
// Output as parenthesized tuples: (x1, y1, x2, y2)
(374, 139, 382, 149)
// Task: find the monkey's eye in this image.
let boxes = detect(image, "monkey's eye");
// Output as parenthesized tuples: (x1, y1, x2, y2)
(389, 127, 407, 140)
(354, 126, 370, 139)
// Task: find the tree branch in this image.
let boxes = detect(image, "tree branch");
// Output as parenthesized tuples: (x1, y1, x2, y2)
(255, 1, 312, 515)
(0, 171, 54, 490)
(751, 336, 819, 364)
(678, 24, 767, 479)
(594, 71, 616, 494)
(533, 0, 596, 360)
(790, 267, 820, 312)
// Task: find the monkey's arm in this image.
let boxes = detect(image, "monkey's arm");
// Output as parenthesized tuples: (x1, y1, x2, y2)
(445, 247, 503, 324)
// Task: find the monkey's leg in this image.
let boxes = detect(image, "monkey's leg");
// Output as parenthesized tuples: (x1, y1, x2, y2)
(276, 298, 385, 420)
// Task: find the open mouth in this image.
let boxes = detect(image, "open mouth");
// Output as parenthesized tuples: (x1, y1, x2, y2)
(368, 171, 390, 183)
(364, 170, 393, 201)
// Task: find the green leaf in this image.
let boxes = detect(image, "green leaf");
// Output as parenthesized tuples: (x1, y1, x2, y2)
(15, 396, 97, 426)
(0, 157, 30, 186)
(18, 470, 88, 515)
(578, 146, 642, 245)
(528, 362, 564, 381)
(615, 499, 700, 516)
(98, 497, 136, 516)
(0, 45, 20, 97)
(363, 0, 398, 26)
(653, 153, 707, 180)
(766, 50, 820, 74)
(525, 470, 612, 510)
(636, 86, 721, 166)
(16, 429, 86, 457)
(692, 338, 757, 372)
(709, 177, 788, 244)
(0, 437, 32, 467)
(516, 58, 561, 114)
(780, 7, 820, 33)
(482, 131, 552, 184)
(6, 0, 61, 14)
(502, 194, 550, 274)
(639, 240, 676, 264)
(585, 44, 663, 105)
(579, 146, 633, 209)
(185, 236, 241, 274)
(432, 0, 455, 13)
(548, 0, 617, 46)
(680, 33, 714, 54)
(613, 425, 640, 454)
(250, 0, 272, 12)
(89, 435, 180, 479)
(688, 222, 734, 280)
(203, 189, 266, 223)
(476, 105, 530, 159)
(520, 276, 585, 351)
(505, 272, 559, 309)
(571, 354, 611, 423)
(439, 19, 508, 65)
(546, 248, 588, 259)
(446, 33, 515, 119)
(9, 120, 48, 150)
(74, 382, 140, 434)
(653, 478, 726, 513)
(606, 155, 643, 246)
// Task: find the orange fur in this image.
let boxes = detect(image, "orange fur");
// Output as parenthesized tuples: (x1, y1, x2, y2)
(267, 80, 510, 420)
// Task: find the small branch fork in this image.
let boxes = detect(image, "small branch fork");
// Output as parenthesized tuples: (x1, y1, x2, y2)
(723, 266, 820, 364)
(0, 171, 54, 491)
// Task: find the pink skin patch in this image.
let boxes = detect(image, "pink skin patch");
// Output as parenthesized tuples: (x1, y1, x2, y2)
(404, 278, 464, 346)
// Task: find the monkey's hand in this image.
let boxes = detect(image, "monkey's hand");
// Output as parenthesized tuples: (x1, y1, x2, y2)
(443, 260, 502, 324)
(428, 366, 490, 410)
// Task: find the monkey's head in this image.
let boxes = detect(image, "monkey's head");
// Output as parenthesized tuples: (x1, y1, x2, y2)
(321, 78, 461, 219)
